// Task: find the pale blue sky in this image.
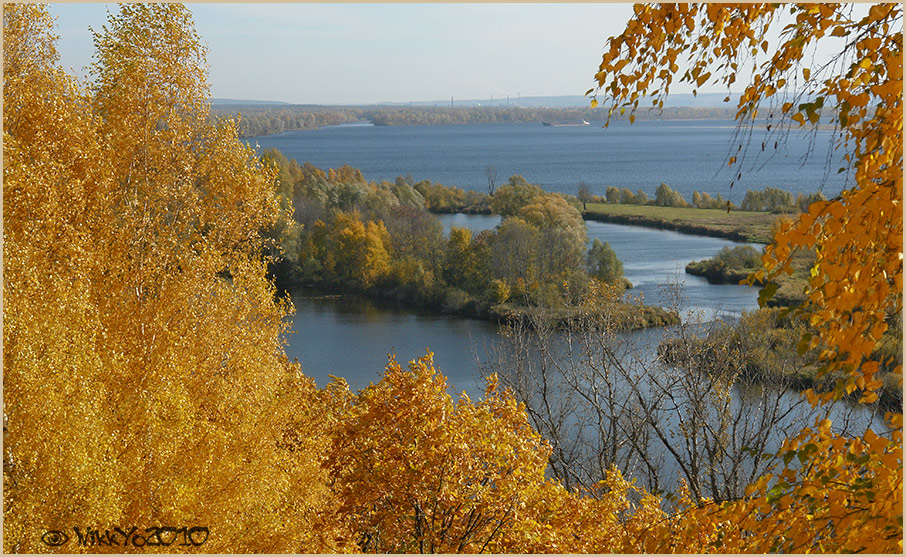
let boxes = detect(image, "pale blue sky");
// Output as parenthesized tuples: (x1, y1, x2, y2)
(46, 2, 646, 105)
(44, 3, 865, 106)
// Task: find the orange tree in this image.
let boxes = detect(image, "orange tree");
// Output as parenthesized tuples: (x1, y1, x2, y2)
(3, 4, 350, 552)
(4, 5, 664, 553)
(590, 3, 901, 552)
(321, 352, 665, 553)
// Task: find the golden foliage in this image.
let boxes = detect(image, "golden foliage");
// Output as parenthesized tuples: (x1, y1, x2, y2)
(5, 3, 901, 553)
(323, 353, 664, 553)
(591, 3, 902, 552)
(3, 4, 346, 552)
(324, 354, 547, 552)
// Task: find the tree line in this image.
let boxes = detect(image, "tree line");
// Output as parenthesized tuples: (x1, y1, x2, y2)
(211, 104, 737, 138)
(586, 181, 828, 212)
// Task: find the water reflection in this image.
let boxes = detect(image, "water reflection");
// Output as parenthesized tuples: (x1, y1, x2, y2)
(281, 214, 884, 501)
(282, 215, 884, 429)
(436, 213, 501, 235)
(284, 289, 496, 396)
(286, 216, 761, 393)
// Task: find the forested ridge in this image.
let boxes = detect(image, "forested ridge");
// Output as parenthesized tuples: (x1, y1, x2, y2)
(211, 103, 737, 138)
(4, 3, 901, 554)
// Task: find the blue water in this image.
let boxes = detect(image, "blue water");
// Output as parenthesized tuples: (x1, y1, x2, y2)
(436, 213, 760, 321)
(288, 215, 760, 393)
(254, 120, 851, 202)
(283, 216, 881, 467)
(270, 122, 880, 494)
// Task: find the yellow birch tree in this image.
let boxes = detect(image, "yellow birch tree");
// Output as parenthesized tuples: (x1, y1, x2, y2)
(590, 3, 901, 552)
(4, 4, 349, 552)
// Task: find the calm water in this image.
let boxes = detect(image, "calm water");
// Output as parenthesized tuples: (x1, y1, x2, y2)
(585, 221, 760, 319)
(436, 213, 761, 320)
(254, 120, 851, 201)
(286, 215, 759, 393)
(271, 120, 879, 490)
(281, 215, 883, 480)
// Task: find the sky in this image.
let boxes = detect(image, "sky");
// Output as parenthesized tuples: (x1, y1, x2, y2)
(44, 3, 868, 106)
(46, 2, 647, 105)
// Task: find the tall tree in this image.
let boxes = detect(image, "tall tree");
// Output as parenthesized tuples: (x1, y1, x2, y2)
(576, 181, 593, 210)
(490, 176, 544, 216)
(587, 239, 623, 285)
(485, 165, 498, 196)
(3, 5, 347, 552)
(590, 4, 902, 552)
(323, 353, 665, 553)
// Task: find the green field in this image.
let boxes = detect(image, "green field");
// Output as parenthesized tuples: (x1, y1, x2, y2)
(583, 202, 782, 244)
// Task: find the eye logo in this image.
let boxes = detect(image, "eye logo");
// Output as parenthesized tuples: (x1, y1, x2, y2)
(41, 530, 70, 546)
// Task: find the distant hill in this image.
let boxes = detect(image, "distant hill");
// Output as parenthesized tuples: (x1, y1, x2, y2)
(211, 93, 740, 110)
(377, 92, 740, 109)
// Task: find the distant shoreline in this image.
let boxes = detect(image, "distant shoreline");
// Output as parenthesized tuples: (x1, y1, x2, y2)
(214, 104, 739, 138)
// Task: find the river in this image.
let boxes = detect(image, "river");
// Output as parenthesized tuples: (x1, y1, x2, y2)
(253, 119, 851, 202)
(266, 119, 880, 495)
(283, 214, 757, 394)
(281, 213, 884, 493)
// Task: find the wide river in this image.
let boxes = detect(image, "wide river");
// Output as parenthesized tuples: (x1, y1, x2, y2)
(254, 119, 851, 201)
(266, 120, 881, 489)
(281, 215, 883, 442)
(258, 119, 840, 395)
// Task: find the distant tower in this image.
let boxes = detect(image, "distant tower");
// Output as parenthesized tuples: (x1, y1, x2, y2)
(451, 96, 453, 108)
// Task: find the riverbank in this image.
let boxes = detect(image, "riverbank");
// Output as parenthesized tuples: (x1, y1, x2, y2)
(220, 105, 738, 138)
(658, 307, 903, 411)
(275, 277, 679, 332)
(582, 203, 779, 244)
(684, 245, 812, 307)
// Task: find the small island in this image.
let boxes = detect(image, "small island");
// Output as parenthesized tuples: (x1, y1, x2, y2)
(264, 150, 679, 330)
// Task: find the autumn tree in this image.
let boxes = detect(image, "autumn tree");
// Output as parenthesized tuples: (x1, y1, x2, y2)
(518, 193, 587, 242)
(619, 186, 635, 204)
(443, 226, 480, 290)
(328, 211, 392, 288)
(590, 3, 902, 552)
(384, 204, 444, 273)
(323, 352, 666, 553)
(490, 175, 545, 215)
(490, 217, 540, 292)
(654, 182, 688, 207)
(693, 190, 730, 210)
(4, 5, 349, 552)
(324, 354, 548, 552)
